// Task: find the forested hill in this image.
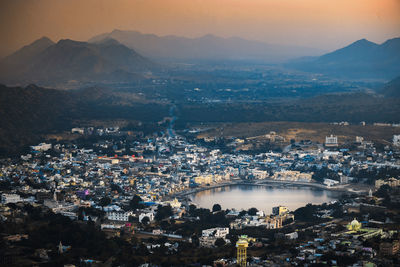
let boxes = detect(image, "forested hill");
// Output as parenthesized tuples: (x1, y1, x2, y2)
(0, 84, 168, 156)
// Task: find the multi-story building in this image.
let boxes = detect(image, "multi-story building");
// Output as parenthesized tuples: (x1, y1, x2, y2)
(265, 216, 282, 229)
(375, 177, 400, 188)
(325, 135, 338, 147)
(272, 170, 312, 182)
(272, 206, 289, 216)
(107, 211, 133, 222)
(202, 227, 229, 238)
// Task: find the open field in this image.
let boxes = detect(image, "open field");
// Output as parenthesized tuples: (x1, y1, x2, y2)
(195, 121, 400, 145)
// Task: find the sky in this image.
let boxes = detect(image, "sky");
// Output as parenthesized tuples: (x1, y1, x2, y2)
(0, 0, 399, 58)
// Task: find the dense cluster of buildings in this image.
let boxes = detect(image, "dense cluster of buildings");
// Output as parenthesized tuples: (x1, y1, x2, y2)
(0, 126, 399, 265)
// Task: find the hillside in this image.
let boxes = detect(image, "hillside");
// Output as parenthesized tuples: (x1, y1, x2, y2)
(0, 38, 157, 86)
(287, 37, 400, 80)
(89, 29, 324, 63)
(380, 75, 400, 97)
(0, 84, 168, 156)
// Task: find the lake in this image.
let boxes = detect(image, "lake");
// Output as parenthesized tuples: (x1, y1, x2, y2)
(190, 184, 341, 213)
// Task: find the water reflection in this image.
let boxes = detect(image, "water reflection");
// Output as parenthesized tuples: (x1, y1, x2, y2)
(191, 185, 340, 213)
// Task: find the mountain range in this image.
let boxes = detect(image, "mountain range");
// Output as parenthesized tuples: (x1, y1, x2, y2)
(0, 37, 156, 86)
(89, 29, 324, 63)
(288, 38, 400, 79)
(1, 32, 399, 87)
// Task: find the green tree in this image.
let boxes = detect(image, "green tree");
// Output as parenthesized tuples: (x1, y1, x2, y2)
(155, 205, 173, 221)
(141, 216, 150, 225)
(129, 195, 144, 210)
(215, 238, 226, 247)
(212, 204, 222, 212)
(248, 207, 258, 216)
(189, 204, 197, 215)
(99, 196, 111, 207)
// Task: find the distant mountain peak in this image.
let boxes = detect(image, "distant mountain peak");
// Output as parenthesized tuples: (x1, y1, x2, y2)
(288, 36, 400, 79)
(380, 37, 400, 48)
(56, 39, 87, 46)
(95, 37, 121, 46)
(352, 38, 377, 46)
(0, 36, 55, 67)
(33, 36, 54, 46)
(0, 37, 155, 86)
(17, 36, 54, 52)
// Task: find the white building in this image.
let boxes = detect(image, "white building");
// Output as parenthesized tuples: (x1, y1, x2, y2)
(31, 143, 52, 151)
(199, 236, 217, 247)
(1, 193, 21, 204)
(324, 178, 339, 187)
(139, 212, 155, 223)
(202, 227, 229, 238)
(393, 135, 400, 147)
(71, 128, 85, 134)
(355, 136, 364, 143)
(285, 232, 299, 240)
(106, 211, 133, 222)
(325, 135, 338, 147)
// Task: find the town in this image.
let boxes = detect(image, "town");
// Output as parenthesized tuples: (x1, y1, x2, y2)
(1, 124, 400, 266)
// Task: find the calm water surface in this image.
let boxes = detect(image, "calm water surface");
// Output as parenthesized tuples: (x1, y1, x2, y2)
(191, 185, 341, 213)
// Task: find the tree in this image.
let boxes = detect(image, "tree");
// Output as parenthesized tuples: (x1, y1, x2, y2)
(99, 196, 111, 207)
(150, 166, 158, 173)
(248, 207, 258, 216)
(129, 195, 144, 210)
(293, 203, 318, 222)
(191, 235, 199, 247)
(212, 204, 222, 212)
(141, 216, 150, 225)
(110, 183, 123, 194)
(155, 205, 173, 221)
(239, 210, 247, 217)
(160, 220, 170, 229)
(215, 238, 226, 247)
(189, 204, 197, 216)
(374, 184, 391, 198)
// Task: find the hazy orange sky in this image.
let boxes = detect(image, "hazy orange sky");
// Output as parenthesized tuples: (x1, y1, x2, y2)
(0, 0, 399, 58)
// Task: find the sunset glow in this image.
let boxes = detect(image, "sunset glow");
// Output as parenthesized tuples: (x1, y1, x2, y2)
(0, 0, 399, 57)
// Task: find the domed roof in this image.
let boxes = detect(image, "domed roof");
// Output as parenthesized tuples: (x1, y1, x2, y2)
(347, 218, 362, 231)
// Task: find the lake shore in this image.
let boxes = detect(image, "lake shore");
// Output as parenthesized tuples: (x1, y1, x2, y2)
(170, 178, 364, 200)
